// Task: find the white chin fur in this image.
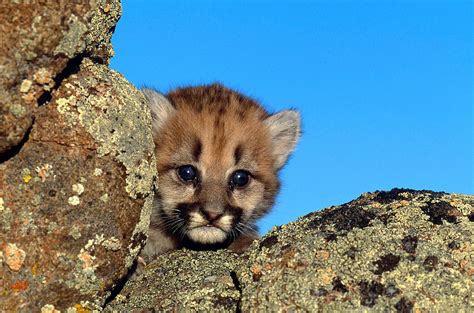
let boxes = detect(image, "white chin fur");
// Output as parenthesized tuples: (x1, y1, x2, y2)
(187, 226, 227, 244)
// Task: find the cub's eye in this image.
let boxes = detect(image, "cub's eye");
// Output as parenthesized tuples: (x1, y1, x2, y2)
(177, 165, 197, 182)
(230, 170, 251, 189)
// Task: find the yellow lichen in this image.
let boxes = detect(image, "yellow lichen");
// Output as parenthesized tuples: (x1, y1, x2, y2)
(22, 174, 32, 183)
(20, 79, 32, 93)
(31, 263, 38, 276)
(73, 303, 91, 313)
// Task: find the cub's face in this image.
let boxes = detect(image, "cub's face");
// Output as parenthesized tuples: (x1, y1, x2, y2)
(143, 84, 300, 246)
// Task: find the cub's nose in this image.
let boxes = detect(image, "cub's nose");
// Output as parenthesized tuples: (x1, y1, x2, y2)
(200, 209, 223, 223)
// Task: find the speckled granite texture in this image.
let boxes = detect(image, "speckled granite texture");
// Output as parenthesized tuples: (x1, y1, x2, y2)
(107, 189, 474, 312)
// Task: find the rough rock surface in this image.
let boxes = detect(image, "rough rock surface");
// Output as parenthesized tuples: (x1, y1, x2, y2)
(107, 250, 245, 312)
(106, 189, 474, 311)
(0, 1, 157, 311)
(0, 0, 120, 155)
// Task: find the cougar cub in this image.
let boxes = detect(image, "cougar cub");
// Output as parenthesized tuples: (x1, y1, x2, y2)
(140, 83, 300, 262)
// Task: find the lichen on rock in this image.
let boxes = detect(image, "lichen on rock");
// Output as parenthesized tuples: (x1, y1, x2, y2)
(106, 189, 474, 312)
(236, 190, 474, 311)
(54, 58, 156, 201)
(106, 249, 244, 311)
(51, 58, 157, 269)
(0, 0, 157, 310)
(0, 0, 121, 156)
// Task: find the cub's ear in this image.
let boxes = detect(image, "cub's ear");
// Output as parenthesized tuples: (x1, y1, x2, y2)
(142, 88, 175, 134)
(264, 110, 301, 170)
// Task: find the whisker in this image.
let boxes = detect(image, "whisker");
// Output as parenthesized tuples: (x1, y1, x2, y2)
(234, 225, 243, 235)
(230, 229, 237, 241)
(237, 222, 255, 233)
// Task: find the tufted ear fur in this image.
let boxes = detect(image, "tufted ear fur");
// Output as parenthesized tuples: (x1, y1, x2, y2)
(264, 110, 301, 170)
(142, 88, 175, 134)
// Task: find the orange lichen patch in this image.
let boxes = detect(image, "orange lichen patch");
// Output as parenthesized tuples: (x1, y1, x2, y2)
(78, 250, 96, 271)
(33, 67, 53, 85)
(74, 303, 92, 313)
(251, 264, 262, 275)
(459, 259, 469, 271)
(11, 280, 29, 291)
(317, 250, 331, 260)
(458, 243, 469, 253)
(22, 91, 37, 103)
(4, 243, 26, 271)
(317, 267, 336, 285)
(251, 264, 263, 281)
(35, 164, 53, 182)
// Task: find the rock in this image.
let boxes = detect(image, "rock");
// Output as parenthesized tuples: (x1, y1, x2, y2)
(0, 0, 121, 155)
(0, 1, 157, 310)
(106, 189, 474, 311)
(0, 59, 156, 310)
(106, 250, 244, 312)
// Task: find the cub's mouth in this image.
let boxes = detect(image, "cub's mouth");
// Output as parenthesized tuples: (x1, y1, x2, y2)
(165, 202, 244, 246)
(168, 202, 239, 244)
(187, 225, 228, 244)
(185, 210, 235, 244)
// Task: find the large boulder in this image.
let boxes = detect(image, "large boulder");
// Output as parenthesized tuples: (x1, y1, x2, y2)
(0, 1, 157, 310)
(107, 189, 474, 311)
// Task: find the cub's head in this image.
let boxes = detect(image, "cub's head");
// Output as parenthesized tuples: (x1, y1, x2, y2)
(143, 84, 300, 246)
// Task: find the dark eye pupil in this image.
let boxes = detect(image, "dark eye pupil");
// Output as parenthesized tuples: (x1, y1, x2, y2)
(231, 170, 250, 187)
(178, 165, 197, 182)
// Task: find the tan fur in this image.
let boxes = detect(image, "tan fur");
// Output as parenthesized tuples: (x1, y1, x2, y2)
(140, 83, 300, 264)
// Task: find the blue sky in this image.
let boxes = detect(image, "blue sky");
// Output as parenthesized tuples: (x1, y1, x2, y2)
(111, 0, 473, 234)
